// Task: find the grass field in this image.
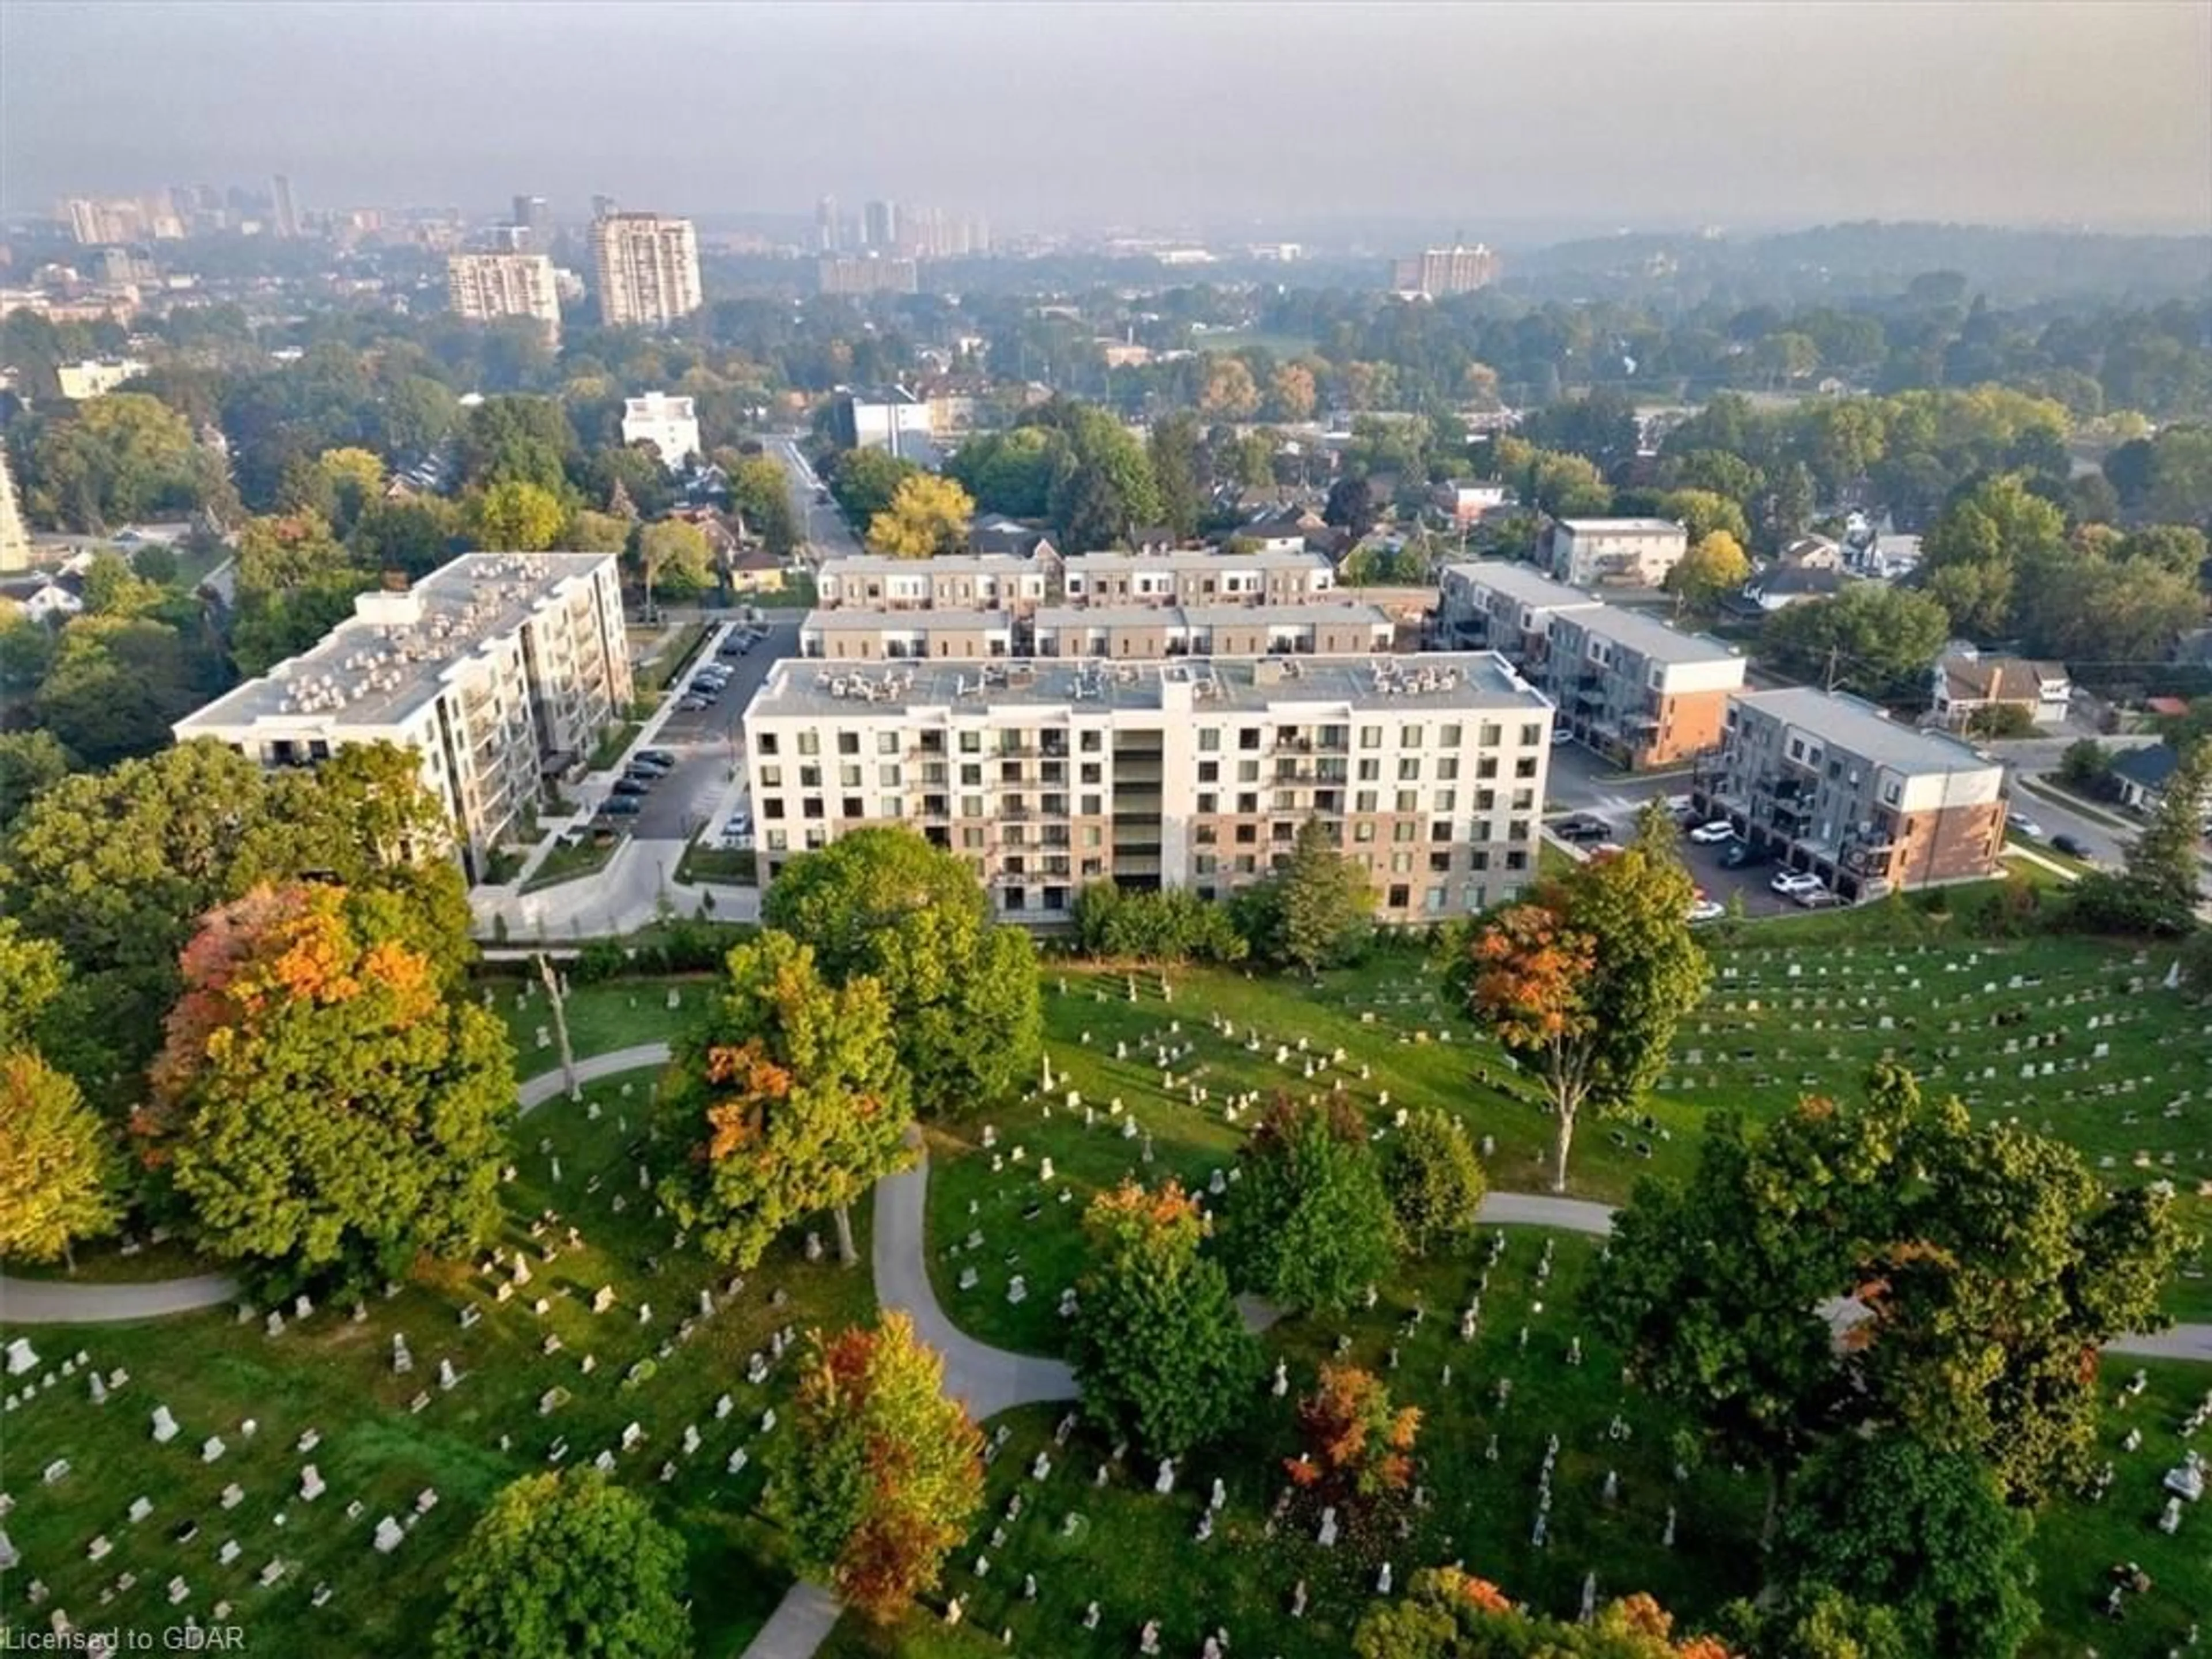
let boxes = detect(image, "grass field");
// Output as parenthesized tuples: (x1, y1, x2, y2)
(1, 1059, 877, 1658)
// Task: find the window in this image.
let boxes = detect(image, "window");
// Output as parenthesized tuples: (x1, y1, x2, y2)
(1197, 729, 1219, 752)
(1436, 757, 1459, 781)
(1194, 823, 1217, 846)
(1237, 760, 1260, 783)
(1393, 821, 1417, 843)
(1520, 724, 1543, 747)
(1433, 790, 1456, 813)
(1237, 793, 1259, 815)
(1397, 757, 1421, 781)
(1082, 825, 1103, 847)
(763, 797, 785, 819)
(1359, 725, 1382, 748)
(879, 796, 902, 818)
(1478, 723, 1500, 747)
(1083, 763, 1103, 785)
(766, 829, 788, 852)
(1514, 755, 1538, 779)
(757, 733, 780, 756)
(1235, 824, 1257, 844)
(1198, 760, 1219, 784)
(1391, 851, 1413, 874)
(759, 765, 783, 788)
(877, 732, 899, 755)
(1400, 725, 1424, 748)
(1081, 730, 1103, 752)
(798, 732, 820, 756)
(1471, 849, 1490, 871)
(1357, 758, 1380, 782)
(962, 796, 986, 817)
(800, 764, 822, 788)
(1505, 850, 1528, 872)
(1440, 724, 1463, 748)
(840, 764, 862, 787)
(1081, 794, 1102, 815)
(1354, 821, 1376, 843)
(1238, 727, 1262, 751)
(1429, 851, 1452, 874)
(1387, 884, 1410, 909)
(1396, 790, 1419, 813)
(878, 764, 900, 786)
(959, 730, 982, 753)
(1355, 790, 1378, 813)
(1431, 820, 1453, 842)
(838, 732, 859, 755)
(1477, 757, 1498, 779)
(842, 796, 863, 819)
(960, 763, 982, 786)
(1198, 793, 1218, 815)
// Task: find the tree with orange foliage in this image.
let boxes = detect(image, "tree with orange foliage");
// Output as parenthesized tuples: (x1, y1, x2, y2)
(1070, 1179, 1257, 1459)
(656, 929, 911, 1268)
(1287, 1363, 1421, 1506)
(1460, 827, 1706, 1192)
(149, 882, 513, 1287)
(764, 1311, 983, 1622)
(1353, 1566, 1742, 1658)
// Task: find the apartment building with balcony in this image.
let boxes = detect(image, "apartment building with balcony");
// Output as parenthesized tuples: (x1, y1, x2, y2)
(1436, 562, 1740, 768)
(1542, 518, 1689, 588)
(1691, 687, 2007, 900)
(589, 212, 702, 328)
(174, 553, 631, 878)
(446, 253, 562, 344)
(1034, 602, 1394, 660)
(1060, 549, 1336, 607)
(815, 555, 1049, 613)
(742, 654, 1554, 924)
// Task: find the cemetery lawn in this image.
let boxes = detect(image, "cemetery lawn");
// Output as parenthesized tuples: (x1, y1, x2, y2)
(1, 1062, 874, 1659)
(933, 936, 2210, 1363)
(824, 1229, 2210, 1659)
(488, 971, 711, 1059)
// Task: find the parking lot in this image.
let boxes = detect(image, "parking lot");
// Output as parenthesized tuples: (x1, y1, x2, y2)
(589, 615, 797, 841)
(1547, 804, 1810, 919)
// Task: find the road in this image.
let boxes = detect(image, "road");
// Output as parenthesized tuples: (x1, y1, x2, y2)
(768, 434, 861, 562)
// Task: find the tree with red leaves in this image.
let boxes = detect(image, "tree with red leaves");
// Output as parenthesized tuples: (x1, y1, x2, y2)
(1285, 1363, 1421, 1506)
(764, 1311, 984, 1622)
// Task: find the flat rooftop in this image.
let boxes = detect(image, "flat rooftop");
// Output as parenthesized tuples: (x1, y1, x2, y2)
(748, 652, 1547, 721)
(1035, 601, 1392, 630)
(1560, 604, 1738, 666)
(1063, 548, 1331, 575)
(802, 607, 1014, 631)
(820, 554, 1033, 579)
(179, 552, 613, 732)
(1736, 688, 1999, 774)
(1444, 560, 1601, 610)
(1556, 518, 1685, 535)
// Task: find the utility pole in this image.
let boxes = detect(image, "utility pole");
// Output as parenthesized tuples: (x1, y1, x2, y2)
(1824, 645, 1842, 694)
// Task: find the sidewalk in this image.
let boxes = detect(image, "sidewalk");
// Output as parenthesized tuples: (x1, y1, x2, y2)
(472, 838, 762, 939)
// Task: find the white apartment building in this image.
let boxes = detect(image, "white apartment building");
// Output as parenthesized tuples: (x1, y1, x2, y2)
(816, 555, 1050, 613)
(620, 393, 702, 470)
(55, 358, 150, 400)
(743, 653, 1555, 924)
(1544, 518, 1690, 588)
(175, 553, 632, 878)
(447, 253, 563, 344)
(589, 213, 703, 328)
(1060, 550, 1336, 607)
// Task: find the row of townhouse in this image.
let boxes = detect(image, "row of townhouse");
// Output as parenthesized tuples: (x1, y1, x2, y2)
(813, 548, 1338, 613)
(1434, 561, 1744, 770)
(740, 653, 1556, 925)
(798, 601, 1396, 662)
(1691, 687, 2008, 899)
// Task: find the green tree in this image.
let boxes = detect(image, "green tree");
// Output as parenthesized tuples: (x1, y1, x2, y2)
(1234, 817, 1377, 975)
(78, 550, 166, 617)
(1147, 412, 1205, 538)
(762, 828, 1042, 1117)
(727, 455, 800, 555)
(1353, 1568, 1729, 1659)
(1921, 473, 2067, 637)
(35, 614, 224, 768)
(1774, 1436, 2037, 1659)
(827, 448, 919, 525)
(764, 1311, 984, 1622)
(0, 1051, 121, 1267)
(0, 730, 73, 831)
(634, 518, 715, 609)
(1655, 488, 1752, 547)
(1198, 355, 1261, 420)
(1664, 530, 1751, 614)
(1759, 584, 1951, 700)
(470, 479, 567, 552)
(2122, 737, 2212, 918)
(350, 496, 463, 579)
(149, 884, 514, 1289)
(232, 509, 374, 675)
(1383, 1108, 1487, 1257)
(2018, 554, 2203, 668)
(0, 918, 70, 1054)
(22, 392, 225, 531)
(432, 1470, 691, 1659)
(1221, 1094, 1399, 1313)
(561, 507, 632, 555)
(656, 930, 911, 1267)
(1461, 843, 1707, 1191)
(865, 473, 975, 558)
(1071, 1179, 1259, 1459)
(456, 395, 575, 493)
(281, 446, 385, 535)
(0, 612, 57, 697)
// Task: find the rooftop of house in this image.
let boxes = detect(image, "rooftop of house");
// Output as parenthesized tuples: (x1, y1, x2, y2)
(820, 553, 1039, 582)
(802, 607, 1013, 631)
(1554, 518, 1685, 536)
(1063, 548, 1333, 576)
(747, 651, 1548, 722)
(177, 552, 616, 733)
(1938, 652, 2070, 701)
(1733, 687, 1999, 775)
(1554, 604, 1740, 667)
(623, 393, 695, 418)
(1749, 566, 1849, 597)
(1442, 559, 1603, 611)
(1033, 601, 1393, 632)
(2109, 743, 2183, 791)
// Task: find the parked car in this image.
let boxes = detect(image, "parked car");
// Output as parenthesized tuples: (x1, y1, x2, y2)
(1687, 899, 1727, 923)
(677, 696, 710, 713)
(627, 755, 673, 775)
(1552, 814, 1611, 844)
(637, 748, 676, 767)
(2051, 834, 2092, 859)
(2009, 816, 2044, 839)
(1550, 727, 1575, 747)
(1687, 820, 1736, 844)
(1719, 839, 1773, 869)
(611, 777, 653, 798)
(1770, 870, 1825, 896)
(1791, 884, 1843, 909)
(596, 797, 641, 817)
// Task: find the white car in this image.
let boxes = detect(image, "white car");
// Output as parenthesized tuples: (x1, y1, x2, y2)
(1687, 899, 1726, 923)
(1550, 728, 1574, 747)
(1770, 870, 1825, 896)
(1687, 820, 1735, 844)
(2009, 817, 2044, 839)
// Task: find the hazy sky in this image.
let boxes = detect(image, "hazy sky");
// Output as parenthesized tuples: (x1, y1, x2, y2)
(3, 0, 2207, 234)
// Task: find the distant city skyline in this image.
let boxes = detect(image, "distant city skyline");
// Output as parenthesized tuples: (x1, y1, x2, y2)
(2, 1, 2207, 235)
